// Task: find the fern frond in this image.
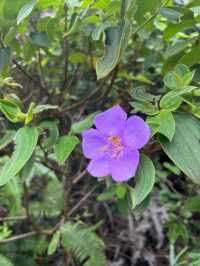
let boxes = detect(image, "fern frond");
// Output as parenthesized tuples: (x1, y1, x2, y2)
(29, 179, 63, 218)
(61, 222, 107, 266)
(0, 254, 14, 266)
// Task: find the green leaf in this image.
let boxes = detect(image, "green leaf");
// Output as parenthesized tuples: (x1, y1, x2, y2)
(96, 20, 131, 79)
(39, 118, 59, 149)
(68, 52, 86, 64)
(105, 1, 121, 17)
(30, 32, 51, 48)
(130, 101, 159, 115)
(130, 86, 159, 102)
(66, 0, 81, 8)
(129, 154, 155, 208)
(0, 47, 11, 72)
(54, 135, 79, 165)
(164, 71, 182, 90)
(17, 0, 37, 25)
(65, 14, 81, 36)
(23, 41, 36, 62)
(163, 20, 195, 41)
(164, 65, 194, 89)
(97, 187, 116, 201)
(164, 41, 189, 60)
(81, 0, 93, 8)
(117, 196, 129, 217)
(163, 51, 185, 74)
(135, 0, 159, 26)
(178, 47, 200, 67)
(147, 110, 175, 141)
(115, 184, 127, 199)
(160, 92, 182, 111)
(71, 112, 98, 134)
(46, 18, 59, 40)
(38, 0, 61, 8)
(0, 254, 14, 266)
(91, 22, 111, 41)
(129, 74, 153, 85)
(83, 15, 100, 25)
(0, 99, 25, 123)
(168, 222, 188, 244)
(188, 0, 200, 8)
(175, 64, 190, 77)
(182, 71, 195, 87)
(93, 0, 110, 10)
(160, 86, 196, 111)
(25, 102, 35, 124)
(160, 113, 200, 184)
(3, 0, 28, 20)
(160, 7, 182, 23)
(20, 154, 35, 182)
(4, 93, 22, 108)
(134, 155, 155, 206)
(0, 126, 38, 186)
(48, 230, 61, 255)
(163, 162, 181, 175)
(33, 104, 58, 114)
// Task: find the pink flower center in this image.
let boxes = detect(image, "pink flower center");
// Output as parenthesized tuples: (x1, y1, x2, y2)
(108, 136, 124, 158)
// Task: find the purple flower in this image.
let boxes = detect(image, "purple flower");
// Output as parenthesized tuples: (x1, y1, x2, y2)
(82, 106, 151, 182)
(41, 11, 55, 18)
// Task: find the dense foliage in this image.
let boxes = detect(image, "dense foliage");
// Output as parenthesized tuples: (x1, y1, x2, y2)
(0, 0, 200, 265)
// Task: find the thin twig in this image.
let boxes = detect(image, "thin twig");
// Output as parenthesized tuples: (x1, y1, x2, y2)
(97, 66, 119, 104)
(0, 231, 37, 244)
(72, 170, 87, 185)
(68, 186, 97, 216)
(35, 159, 64, 176)
(60, 74, 110, 114)
(62, 3, 69, 90)
(62, 168, 70, 218)
(12, 59, 45, 91)
(0, 216, 27, 222)
(66, 64, 80, 92)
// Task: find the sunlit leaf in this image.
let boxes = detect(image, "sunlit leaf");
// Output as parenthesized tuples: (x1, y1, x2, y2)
(0, 99, 25, 123)
(147, 110, 175, 141)
(96, 20, 131, 79)
(160, 113, 200, 184)
(17, 0, 37, 25)
(71, 112, 98, 134)
(54, 135, 79, 165)
(129, 154, 155, 209)
(48, 230, 61, 255)
(160, 86, 196, 111)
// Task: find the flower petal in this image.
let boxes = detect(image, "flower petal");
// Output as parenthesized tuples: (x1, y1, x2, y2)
(123, 116, 151, 149)
(94, 105, 127, 136)
(111, 149, 139, 182)
(87, 156, 111, 177)
(82, 129, 107, 159)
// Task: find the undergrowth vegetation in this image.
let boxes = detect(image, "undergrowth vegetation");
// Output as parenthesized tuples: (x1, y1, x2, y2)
(0, 0, 200, 265)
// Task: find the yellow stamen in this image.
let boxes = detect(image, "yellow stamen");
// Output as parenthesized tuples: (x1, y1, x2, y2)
(108, 136, 124, 157)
